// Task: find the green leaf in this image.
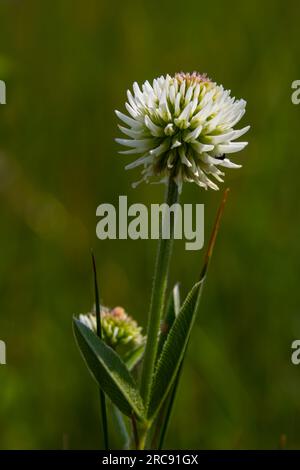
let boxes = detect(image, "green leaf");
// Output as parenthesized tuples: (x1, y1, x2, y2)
(158, 360, 183, 450)
(124, 343, 145, 371)
(148, 279, 204, 419)
(148, 188, 230, 420)
(73, 318, 146, 420)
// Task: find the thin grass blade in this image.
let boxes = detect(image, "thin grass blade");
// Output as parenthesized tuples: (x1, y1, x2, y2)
(92, 252, 109, 449)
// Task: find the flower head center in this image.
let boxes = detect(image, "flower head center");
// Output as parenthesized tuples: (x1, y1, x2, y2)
(175, 71, 211, 86)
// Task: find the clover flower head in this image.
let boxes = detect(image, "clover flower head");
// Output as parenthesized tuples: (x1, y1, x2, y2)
(79, 305, 144, 349)
(115, 72, 249, 191)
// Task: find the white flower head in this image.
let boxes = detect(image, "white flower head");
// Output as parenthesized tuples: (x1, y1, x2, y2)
(115, 72, 249, 191)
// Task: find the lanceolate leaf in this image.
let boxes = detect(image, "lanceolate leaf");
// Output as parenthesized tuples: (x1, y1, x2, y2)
(148, 280, 204, 418)
(158, 360, 183, 450)
(152, 283, 181, 448)
(73, 318, 145, 420)
(148, 189, 229, 420)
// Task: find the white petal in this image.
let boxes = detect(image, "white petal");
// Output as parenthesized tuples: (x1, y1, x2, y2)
(115, 138, 154, 149)
(159, 101, 172, 121)
(167, 151, 176, 168)
(226, 109, 246, 128)
(191, 101, 213, 124)
(144, 115, 164, 137)
(193, 83, 200, 101)
(118, 148, 148, 155)
(125, 155, 152, 170)
(230, 125, 250, 140)
(177, 101, 193, 122)
(215, 158, 242, 169)
(179, 81, 186, 97)
(205, 131, 237, 145)
(118, 125, 145, 139)
(115, 110, 141, 129)
(184, 85, 193, 105)
(191, 142, 214, 153)
(216, 142, 248, 154)
(125, 102, 143, 120)
(149, 139, 170, 157)
(132, 177, 146, 189)
(200, 153, 224, 165)
(127, 90, 138, 109)
(169, 85, 176, 104)
(133, 81, 142, 95)
(179, 147, 192, 167)
(174, 93, 181, 116)
(184, 125, 203, 142)
(171, 139, 182, 149)
(164, 123, 175, 136)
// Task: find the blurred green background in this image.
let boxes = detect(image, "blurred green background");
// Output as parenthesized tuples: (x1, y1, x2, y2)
(0, 0, 300, 449)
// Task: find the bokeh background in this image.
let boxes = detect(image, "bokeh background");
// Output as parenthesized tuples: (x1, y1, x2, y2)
(0, 0, 300, 449)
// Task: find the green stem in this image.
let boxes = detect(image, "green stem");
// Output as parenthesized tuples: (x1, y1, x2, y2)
(138, 422, 150, 450)
(140, 177, 179, 409)
(131, 414, 140, 450)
